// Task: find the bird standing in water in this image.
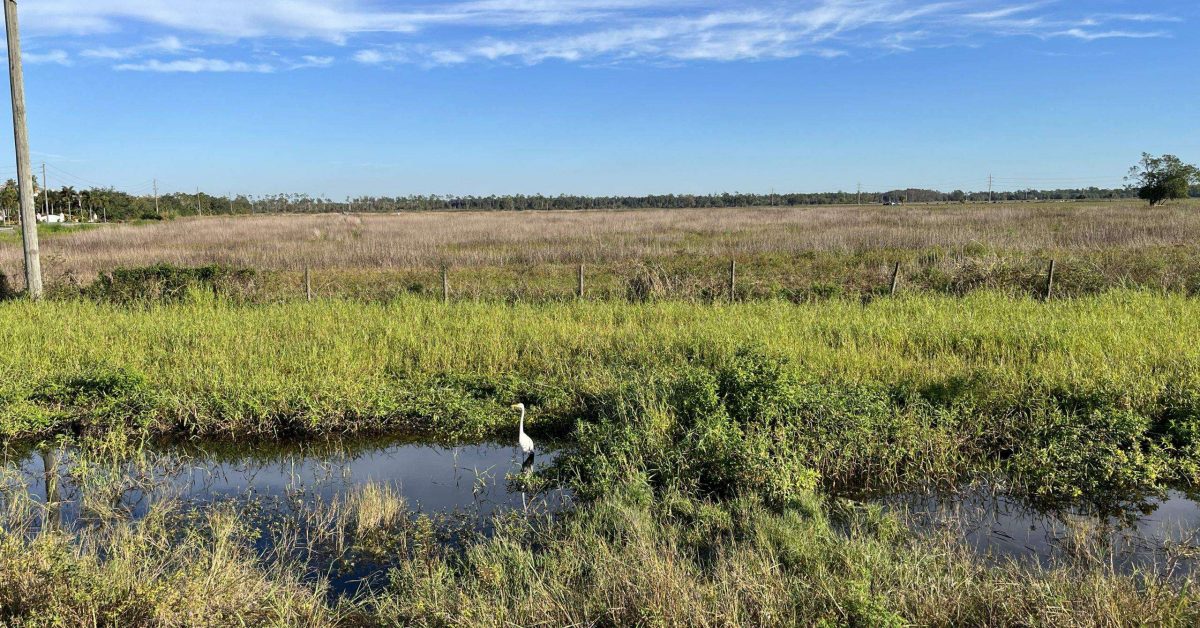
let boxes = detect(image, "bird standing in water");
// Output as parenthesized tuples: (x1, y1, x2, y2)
(512, 403, 535, 456)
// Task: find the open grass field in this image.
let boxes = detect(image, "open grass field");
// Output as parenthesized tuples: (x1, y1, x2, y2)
(4, 203, 1200, 625)
(4, 199, 1200, 301)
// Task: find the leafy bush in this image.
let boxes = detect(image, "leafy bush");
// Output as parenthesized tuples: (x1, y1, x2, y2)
(0, 271, 16, 301)
(1008, 405, 1165, 507)
(85, 264, 257, 303)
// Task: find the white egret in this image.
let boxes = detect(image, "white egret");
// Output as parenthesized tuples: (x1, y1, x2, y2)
(512, 403, 535, 455)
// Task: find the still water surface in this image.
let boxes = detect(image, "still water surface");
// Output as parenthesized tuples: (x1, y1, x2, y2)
(878, 485, 1200, 572)
(1, 437, 570, 533)
(5, 439, 1199, 576)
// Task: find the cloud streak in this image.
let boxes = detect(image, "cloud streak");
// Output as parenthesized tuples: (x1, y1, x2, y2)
(115, 58, 275, 73)
(81, 36, 192, 60)
(23, 50, 72, 65)
(14, 1, 1186, 71)
(1054, 28, 1168, 41)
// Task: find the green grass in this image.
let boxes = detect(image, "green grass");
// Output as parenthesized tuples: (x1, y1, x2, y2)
(3, 291, 1200, 625)
(0, 222, 102, 244)
(1, 291, 1198, 504)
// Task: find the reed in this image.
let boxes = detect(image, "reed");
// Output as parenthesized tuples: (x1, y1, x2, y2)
(4, 201, 1199, 297)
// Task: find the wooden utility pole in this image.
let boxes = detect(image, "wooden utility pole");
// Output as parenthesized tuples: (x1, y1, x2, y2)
(5, 0, 41, 298)
(304, 265, 313, 302)
(441, 266, 449, 304)
(196, 187, 201, 216)
(1044, 259, 1056, 301)
(40, 161, 46, 216)
(890, 261, 902, 296)
(153, 179, 159, 216)
(577, 264, 585, 299)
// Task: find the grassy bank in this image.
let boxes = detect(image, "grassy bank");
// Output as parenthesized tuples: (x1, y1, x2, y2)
(2, 291, 1199, 503)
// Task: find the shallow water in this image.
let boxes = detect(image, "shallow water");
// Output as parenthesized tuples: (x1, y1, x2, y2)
(1, 437, 571, 534)
(879, 486, 1200, 573)
(7, 438, 1199, 579)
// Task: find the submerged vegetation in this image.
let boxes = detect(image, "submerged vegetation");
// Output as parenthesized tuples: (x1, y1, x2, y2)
(6, 472, 1199, 627)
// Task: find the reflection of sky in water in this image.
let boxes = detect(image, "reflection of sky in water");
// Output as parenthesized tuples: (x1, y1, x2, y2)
(9, 442, 1200, 576)
(2, 440, 569, 532)
(879, 487, 1200, 573)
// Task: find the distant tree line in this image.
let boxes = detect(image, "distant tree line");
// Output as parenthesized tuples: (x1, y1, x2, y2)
(0, 181, 1195, 223)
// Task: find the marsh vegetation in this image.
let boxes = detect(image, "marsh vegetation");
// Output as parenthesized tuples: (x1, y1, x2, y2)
(1, 289, 1199, 624)
(3, 203, 1200, 625)
(4, 200, 1200, 301)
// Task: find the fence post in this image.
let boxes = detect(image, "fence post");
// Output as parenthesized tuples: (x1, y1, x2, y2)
(729, 259, 737, 302)
(1044, 259, 1056, 300)
(890, 261, 901, 296)
(304, 265, 313, 302)
(577, 264, 584, 300)
(442, 266, 449, 304)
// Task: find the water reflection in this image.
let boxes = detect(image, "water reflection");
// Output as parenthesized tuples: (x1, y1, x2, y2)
(2, 437, 572, 535)
(40, 448, 61, 532)
(878, 485, 1200, 573)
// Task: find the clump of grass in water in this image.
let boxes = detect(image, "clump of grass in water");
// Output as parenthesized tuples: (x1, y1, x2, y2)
(0, 487, 339, 626)
(355, 482, 1200, 625)
(345, 483, 407, 534)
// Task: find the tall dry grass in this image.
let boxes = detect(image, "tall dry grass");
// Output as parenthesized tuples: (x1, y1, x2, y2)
(3, 201, 1197, 285)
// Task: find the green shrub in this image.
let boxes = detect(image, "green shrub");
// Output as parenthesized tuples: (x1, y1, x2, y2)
(85, 264, 257, 303)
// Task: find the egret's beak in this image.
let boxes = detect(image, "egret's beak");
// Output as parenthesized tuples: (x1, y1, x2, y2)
(510, 403, 522, 410)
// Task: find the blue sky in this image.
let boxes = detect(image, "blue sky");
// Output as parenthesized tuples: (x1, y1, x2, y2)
(2, 0, 1197, 198)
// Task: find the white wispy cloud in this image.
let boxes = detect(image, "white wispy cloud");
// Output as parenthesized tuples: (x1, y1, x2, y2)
(115, 58, 275, 73)
(292, 55, 335, 69)
(81, 36, 192, 60)
(23, 50, 72, 65)
(1098, 13, 1184, 23)
(353, 49, 393, 65)
(1055, 28, 1168, 41)
(13, 1, 1187, 71)
(20, 0, 651, 39)
(966, 3, 1047, 21)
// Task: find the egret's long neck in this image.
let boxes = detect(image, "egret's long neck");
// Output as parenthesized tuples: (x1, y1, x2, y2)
(519, 408, 525, 434)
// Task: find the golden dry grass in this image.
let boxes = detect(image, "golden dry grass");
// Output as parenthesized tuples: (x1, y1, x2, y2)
(3, 200, 1197, 284)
